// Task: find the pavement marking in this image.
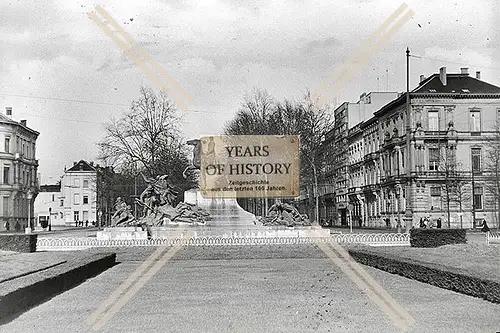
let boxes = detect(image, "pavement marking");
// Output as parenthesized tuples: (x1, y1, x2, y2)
(88, 229, 191, 331)
(314, 3, 414, 105)
(88, 6, 193, 111)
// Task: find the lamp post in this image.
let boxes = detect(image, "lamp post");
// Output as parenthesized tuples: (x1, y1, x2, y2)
(26, 188, 34, 232)
(48, 207, 52, 231)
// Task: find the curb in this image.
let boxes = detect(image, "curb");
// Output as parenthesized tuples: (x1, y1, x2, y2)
(0, 252, 116, 325)
(348, 249, 500, 304)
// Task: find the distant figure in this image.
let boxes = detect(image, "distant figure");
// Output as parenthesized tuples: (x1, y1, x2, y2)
(14, 221, 21, 232)
(75, 220, 78, 227)
(436, 217, 442, 229)
(384, 217, 390, 229)
(419, 217, 425, 228)
(85, 220, 89, 227)
(4, 221, 10, 231)
(481, 219, 490, 233)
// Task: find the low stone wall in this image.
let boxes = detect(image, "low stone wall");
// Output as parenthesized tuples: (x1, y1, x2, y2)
(348, 249, 500, 304)
(410, 228, 466, 247)
(0, 234, 37, 252)
(0, 252, 116, 324)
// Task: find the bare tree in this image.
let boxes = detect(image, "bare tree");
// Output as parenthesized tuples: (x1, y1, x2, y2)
(224, 89, 334, 222)
(484, 121, 500, 230)
(98, 86, 181, 175)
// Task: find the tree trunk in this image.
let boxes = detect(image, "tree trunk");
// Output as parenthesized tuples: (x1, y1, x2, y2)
(312, 162, 319, 226)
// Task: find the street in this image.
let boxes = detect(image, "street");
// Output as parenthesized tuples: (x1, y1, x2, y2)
(1, 245, 498, 333)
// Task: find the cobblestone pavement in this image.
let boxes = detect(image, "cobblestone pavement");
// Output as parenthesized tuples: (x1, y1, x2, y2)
(1, 245, 498, 333)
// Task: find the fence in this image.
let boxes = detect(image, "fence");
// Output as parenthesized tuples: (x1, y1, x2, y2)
(486, 232, 500, 245)
(36, 233, 410, 251)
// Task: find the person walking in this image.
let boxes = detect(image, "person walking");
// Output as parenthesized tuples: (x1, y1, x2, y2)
(436, 217, 442, 229)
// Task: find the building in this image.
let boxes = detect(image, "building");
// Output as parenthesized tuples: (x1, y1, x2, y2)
(0, 107, 39, 231)
(34, 183, 62, 227)
(345, 67, 500, 229)
(60, 160, 98, 225)
(331, 92, 399, 226)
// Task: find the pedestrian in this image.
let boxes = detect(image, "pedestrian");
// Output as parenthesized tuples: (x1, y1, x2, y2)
(419, 217, 425, 228)
(85, 220, 89, 228)
(436, 217, 442, 229)
(481, 219, 490, 233)
(4, 221, 10, 231)
(423, 217, 429, 229)
(385, 217, 390, 229)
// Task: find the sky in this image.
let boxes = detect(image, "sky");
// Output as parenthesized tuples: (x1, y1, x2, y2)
(1, 0, 499, 184)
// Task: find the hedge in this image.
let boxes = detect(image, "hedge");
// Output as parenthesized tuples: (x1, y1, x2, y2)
(0, 252, 116, 324)
(348, 249, 500, 304)
(410, 228, 466, 247)
(0, 234, 37, 253)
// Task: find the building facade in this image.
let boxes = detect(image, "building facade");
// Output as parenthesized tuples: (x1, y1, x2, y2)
(341, 67, 500, 229)
(0, 107, 39, 231)
(34, 184, 63, 227)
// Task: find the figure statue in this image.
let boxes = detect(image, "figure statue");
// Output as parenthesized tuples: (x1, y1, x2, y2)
(186, 139, 201, 169)
(111, 197, 136, 226)
(262, 199, 310, 227)
(138, 174, 178, 217)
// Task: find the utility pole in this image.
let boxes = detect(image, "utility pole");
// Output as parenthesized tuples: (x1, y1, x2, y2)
(404, 47, 413, 232)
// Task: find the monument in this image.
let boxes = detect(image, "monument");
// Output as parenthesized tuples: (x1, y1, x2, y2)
(98, 135, 328, 240)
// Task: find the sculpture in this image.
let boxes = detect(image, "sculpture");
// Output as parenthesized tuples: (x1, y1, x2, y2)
(260, 199, 311, 227)
(111, 197, 136, 226)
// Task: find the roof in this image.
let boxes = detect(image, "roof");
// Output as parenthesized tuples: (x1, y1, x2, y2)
(413, 74, 500, 94)
(39, 184, 61, 192)
(66, 160, 96, 172)
(0, 113, 40, 136)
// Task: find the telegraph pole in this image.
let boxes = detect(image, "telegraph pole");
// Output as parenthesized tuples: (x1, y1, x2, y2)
(404, 47, 413, 232)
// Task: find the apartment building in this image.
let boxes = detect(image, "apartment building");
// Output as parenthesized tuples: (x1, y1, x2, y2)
(344, 67, 500, 229)
(0, 107, 39, 231)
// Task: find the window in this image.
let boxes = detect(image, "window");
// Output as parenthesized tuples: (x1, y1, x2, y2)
(3, 197, 9, 216)
(469, 109, 481, 132)
(3, 166, 9, 184)
(83, 179, 89, 188)
(430, 187, 441, 196)
(82, 211, 89, 221)
(471, 148, 481, 172)
(429, 148, 439, 171)
(473, 187, 483, 210)
(74, 211, 80, 221)
(60, 199, 64, 207)
(5, 137, 10, 153)
(74, 178, 80, 187)
(428, 110, 439, 131)
(74, 193, 80, 205)
(83, 195, 89, 204)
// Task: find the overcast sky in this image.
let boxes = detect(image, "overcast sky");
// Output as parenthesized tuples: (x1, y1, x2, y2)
(1, 0, 499, 183)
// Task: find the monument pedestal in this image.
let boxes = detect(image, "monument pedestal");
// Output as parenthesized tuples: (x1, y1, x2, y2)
(96, 227, 147, 240)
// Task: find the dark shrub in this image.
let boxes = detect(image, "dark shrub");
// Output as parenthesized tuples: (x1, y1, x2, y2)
(410, 228, 466, 247)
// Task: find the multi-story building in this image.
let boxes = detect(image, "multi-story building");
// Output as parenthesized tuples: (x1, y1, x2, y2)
(60, 160, 98, 225)
(345, 67, 500, 229)
(0, 107, 39, 231)
(332, 92, 398, 226)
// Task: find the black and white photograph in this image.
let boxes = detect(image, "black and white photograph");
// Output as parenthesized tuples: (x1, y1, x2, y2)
(0, 0, 499, 332)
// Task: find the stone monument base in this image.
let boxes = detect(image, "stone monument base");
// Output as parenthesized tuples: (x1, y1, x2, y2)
(96, 227, 148, 240)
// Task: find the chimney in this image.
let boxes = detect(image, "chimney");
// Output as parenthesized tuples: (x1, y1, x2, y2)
(419, 75, 425, 83)
(460, 67, 469, 75)
(476, 71, 481, 79)
(89, 161, 94, 166)
(73, 161, 77, 166)
(20, 120, 27, 126)
(439, 67, 447, 86)
(5, 107, 12, 118)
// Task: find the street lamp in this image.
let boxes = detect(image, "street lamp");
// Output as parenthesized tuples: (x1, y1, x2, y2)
(26, 188, 34, 233)
(48, 207, 52, 231)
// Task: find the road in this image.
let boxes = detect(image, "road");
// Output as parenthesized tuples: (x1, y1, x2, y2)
(1, 244, 498, 333)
